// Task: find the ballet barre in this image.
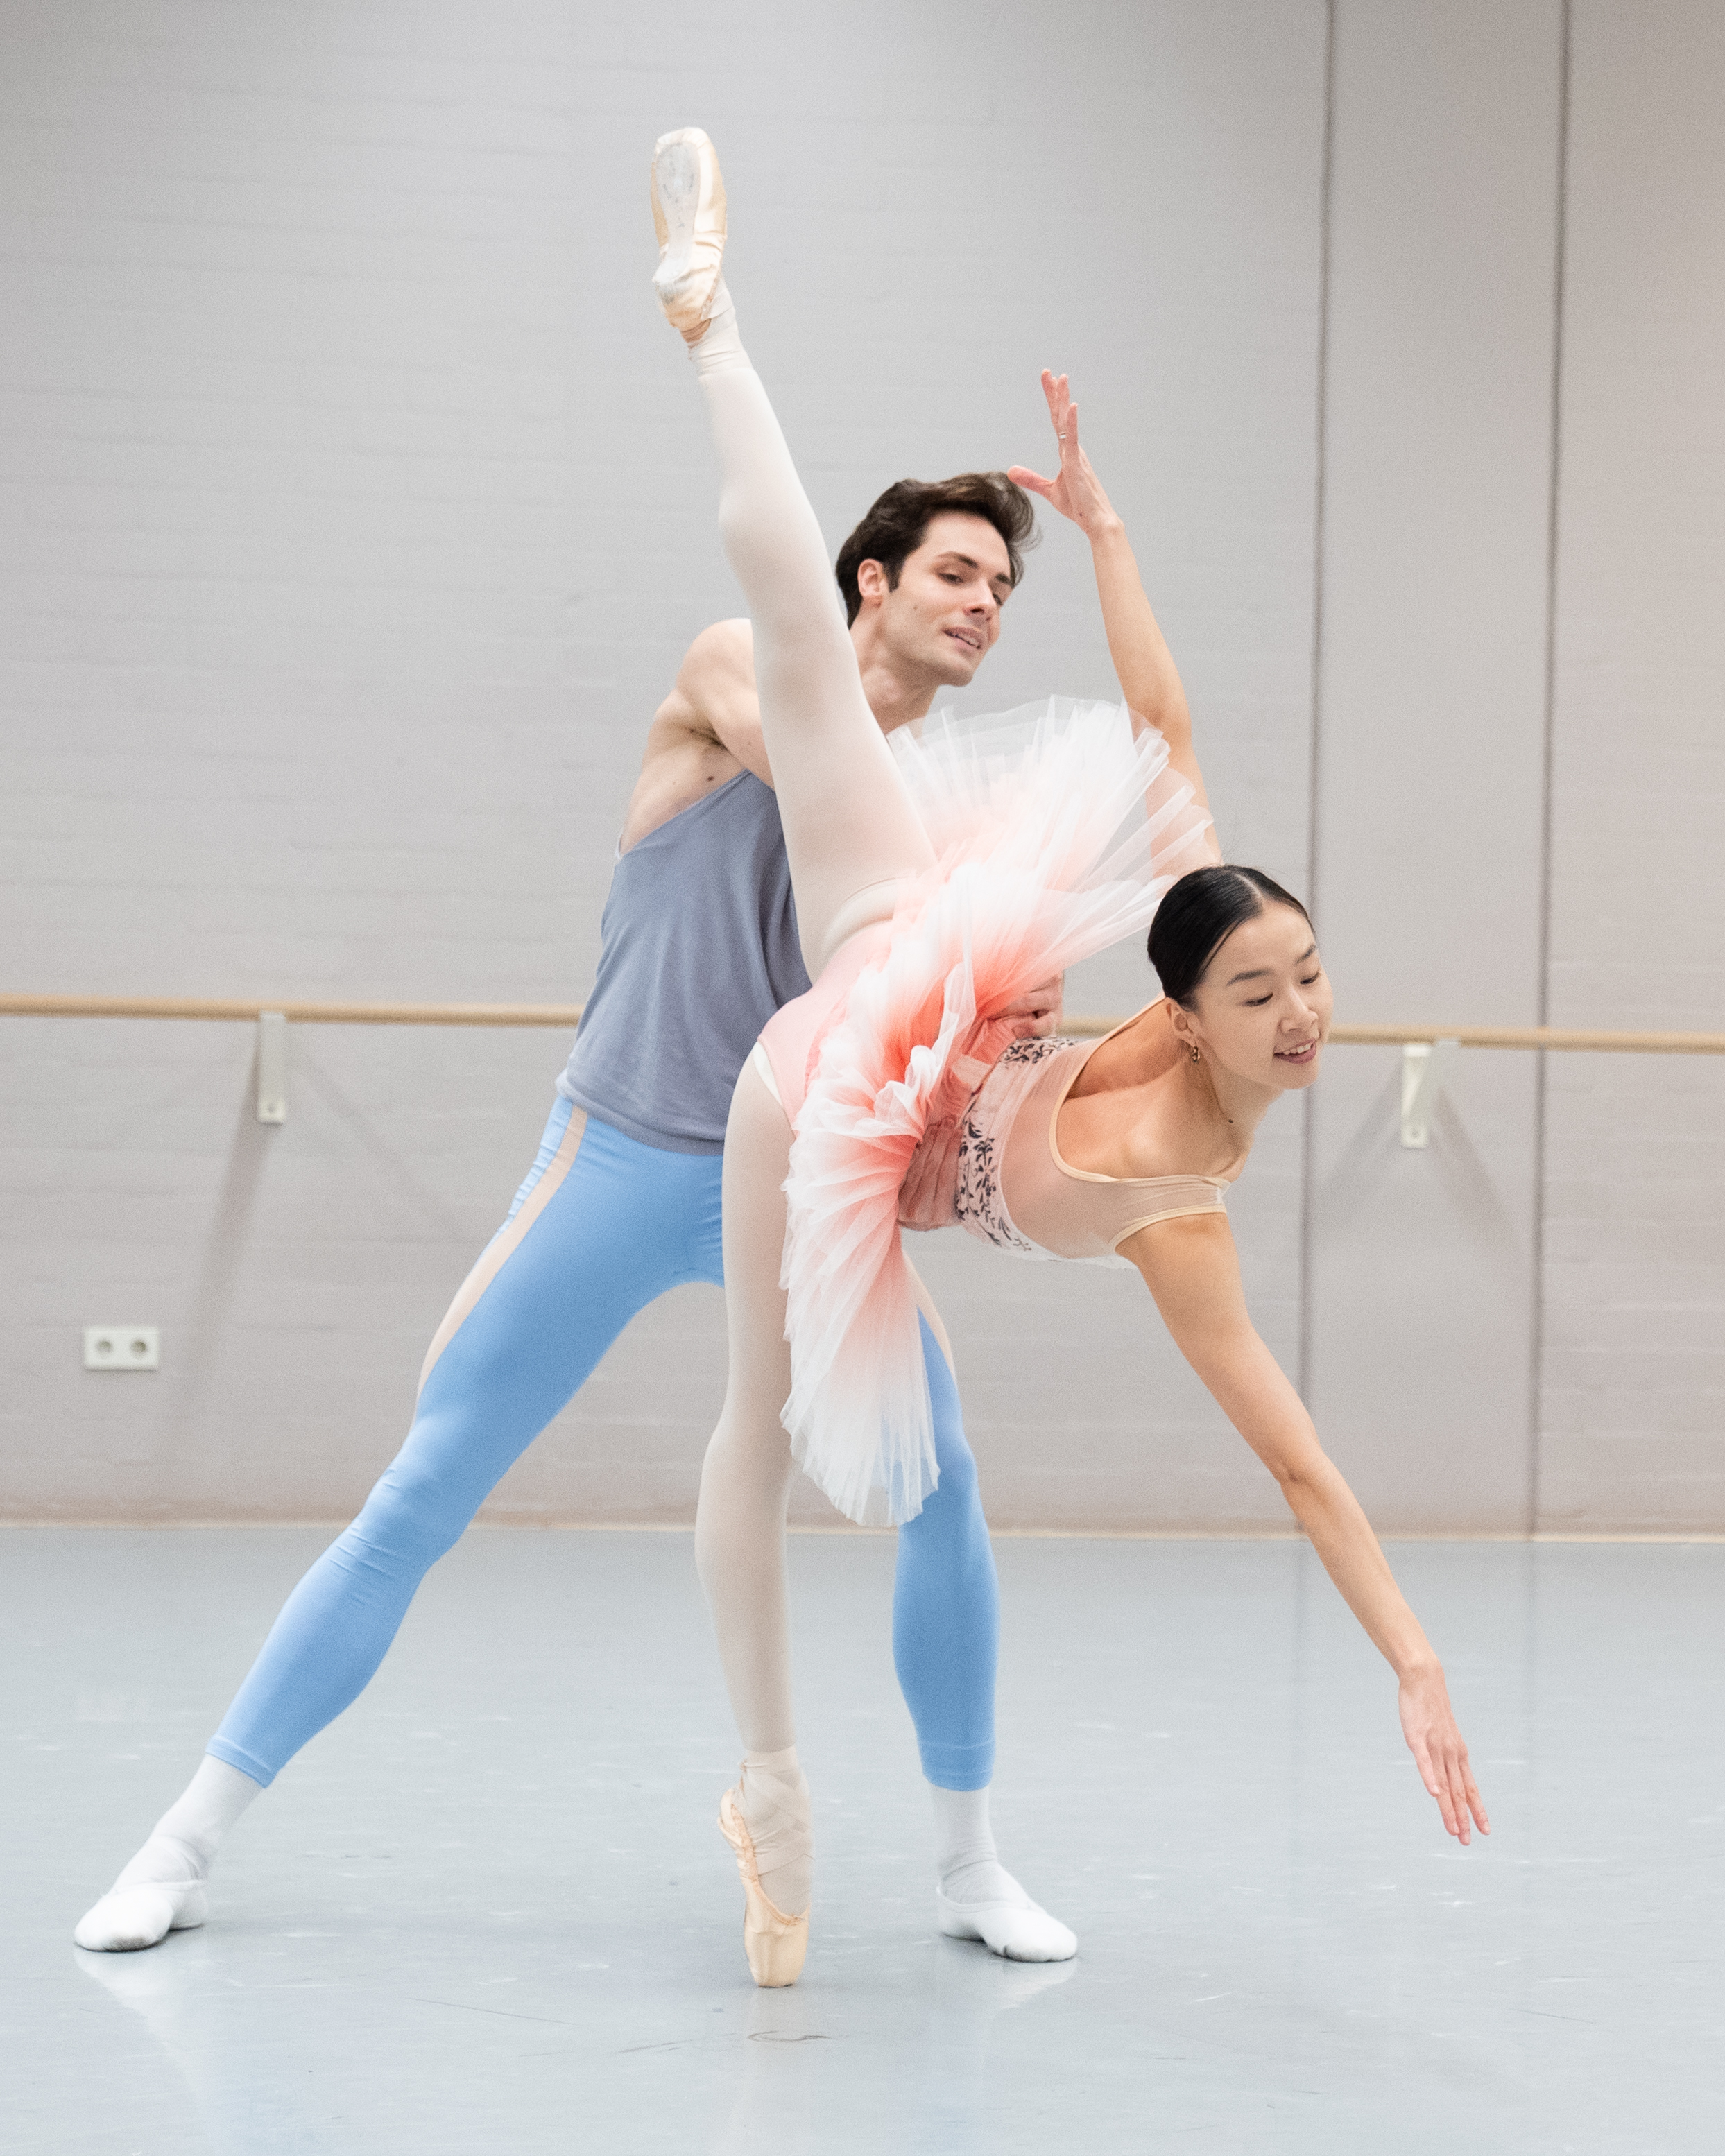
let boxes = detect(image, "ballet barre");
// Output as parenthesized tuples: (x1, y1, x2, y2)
(0, 995, 589, 1127)
(1073, 1019, 1725, 1150)
(0, 995, 590, 1027)
(2, 995, 1721, 1132)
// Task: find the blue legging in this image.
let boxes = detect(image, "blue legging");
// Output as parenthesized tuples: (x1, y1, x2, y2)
(208, 1100, 998, 1792)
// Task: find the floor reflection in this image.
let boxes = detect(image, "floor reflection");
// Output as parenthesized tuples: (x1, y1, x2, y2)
(16, 1532, 1725, 2151)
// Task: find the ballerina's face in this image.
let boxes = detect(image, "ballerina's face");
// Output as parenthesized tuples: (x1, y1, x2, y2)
(855, 512, 1014, 687)
(1183, 903, 1332, 1093)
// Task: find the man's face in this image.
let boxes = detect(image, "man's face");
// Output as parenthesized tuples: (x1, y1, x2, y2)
(857, 512, 1014, 686)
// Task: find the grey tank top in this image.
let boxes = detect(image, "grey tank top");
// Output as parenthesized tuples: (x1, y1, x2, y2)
(557, 772, 812, 1154)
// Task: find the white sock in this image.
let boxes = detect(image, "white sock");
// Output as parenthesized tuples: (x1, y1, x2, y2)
(929, 1783, 1077, 1963)
(735, 1743, 814, 1917)
(930, 1784, 1029, 1907)
(689, 279, 750, 378)
(74, 1757, 262, 1953)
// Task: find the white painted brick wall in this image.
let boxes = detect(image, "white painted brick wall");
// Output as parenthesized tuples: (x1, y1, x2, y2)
(1540, 0, 1725, 1530)
(0, 0, 1324, 1526)
(1305, 0, 1562, 1536)
(3, 1, 1717, 1533)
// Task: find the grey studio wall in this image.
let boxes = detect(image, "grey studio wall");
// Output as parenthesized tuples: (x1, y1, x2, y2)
(1, 1, 1719, 1533)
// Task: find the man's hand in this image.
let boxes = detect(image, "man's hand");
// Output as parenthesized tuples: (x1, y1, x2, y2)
(898, 977, 1064, 1233)
(898, 1117, 962, 1233)
(1002, 975, 1063, 1040)
(1007, 372, 1121, 540)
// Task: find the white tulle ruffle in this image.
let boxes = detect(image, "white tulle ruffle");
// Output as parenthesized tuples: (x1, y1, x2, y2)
(779, 697, 1214, 1526)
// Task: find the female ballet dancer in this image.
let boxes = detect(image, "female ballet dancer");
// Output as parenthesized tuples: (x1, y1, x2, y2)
(648, 128, 1488, 1988)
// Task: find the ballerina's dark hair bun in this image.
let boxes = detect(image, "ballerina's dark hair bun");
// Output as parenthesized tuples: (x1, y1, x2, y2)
(1148, 865, 1312, 1007)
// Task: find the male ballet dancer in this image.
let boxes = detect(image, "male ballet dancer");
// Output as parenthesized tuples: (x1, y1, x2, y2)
(74, 434, 1076, 1964)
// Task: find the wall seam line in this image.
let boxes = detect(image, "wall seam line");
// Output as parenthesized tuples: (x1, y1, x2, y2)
(1298, 0, 1337, 1408)
(1529, 0, 1572, 1538)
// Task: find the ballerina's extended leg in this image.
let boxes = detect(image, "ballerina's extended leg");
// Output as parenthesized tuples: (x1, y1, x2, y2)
(650, 128, 934, 978)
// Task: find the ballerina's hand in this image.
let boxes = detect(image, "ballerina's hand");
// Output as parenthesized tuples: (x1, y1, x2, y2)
(1398, 1664, 1490, 1845)
(1007, 370, 1121, 537)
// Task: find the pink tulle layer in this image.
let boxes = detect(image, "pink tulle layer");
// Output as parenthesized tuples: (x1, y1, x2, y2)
(777, 698, 1215, 1526)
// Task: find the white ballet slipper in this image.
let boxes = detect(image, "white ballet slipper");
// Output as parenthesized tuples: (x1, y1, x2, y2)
(649, 126, 729, 343)
(936, 1888, 1077, 1963)
(74, 1879, 208, 1954)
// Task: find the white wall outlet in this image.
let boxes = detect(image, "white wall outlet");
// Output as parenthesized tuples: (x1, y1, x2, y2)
(84, 1325, 160, 1371)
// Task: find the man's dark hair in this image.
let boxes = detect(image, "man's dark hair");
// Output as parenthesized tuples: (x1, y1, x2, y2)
(834, 473, 1038, 626)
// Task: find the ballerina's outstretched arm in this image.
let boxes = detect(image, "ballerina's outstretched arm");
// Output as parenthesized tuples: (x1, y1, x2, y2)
(1010, 372, 1223, 868)
(1125, 1209, 1490, 1846)
(1016, 377, 1485, 1846)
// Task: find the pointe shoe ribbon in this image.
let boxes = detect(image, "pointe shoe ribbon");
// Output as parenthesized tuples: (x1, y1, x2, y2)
(650, 127, 728, 343)
(718, 1788, 809, 1988)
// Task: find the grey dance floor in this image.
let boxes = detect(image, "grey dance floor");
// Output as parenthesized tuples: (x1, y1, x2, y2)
(7, 1528, 1723, 2153)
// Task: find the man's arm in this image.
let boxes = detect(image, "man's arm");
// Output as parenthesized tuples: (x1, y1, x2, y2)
(657, 618, 771, 784)
(619, 618, 772, 851)
(1009, 373, 1220, 854)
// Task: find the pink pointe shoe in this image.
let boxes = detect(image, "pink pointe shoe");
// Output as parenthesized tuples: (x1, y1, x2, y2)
(718, 1786, 809, 1988)
(649, 127, 728, 343)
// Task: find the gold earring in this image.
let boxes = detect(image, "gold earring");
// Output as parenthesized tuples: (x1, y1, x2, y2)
(1190, 1044, 1201, 1064)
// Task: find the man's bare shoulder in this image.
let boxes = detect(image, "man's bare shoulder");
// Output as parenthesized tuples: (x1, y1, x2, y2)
(620, 620, 769, 848)
(676, 616, 756, 700)
(661, 617, 768, 785)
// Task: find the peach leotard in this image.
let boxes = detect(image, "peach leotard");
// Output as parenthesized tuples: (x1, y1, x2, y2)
(951, 1008, 1230, 1266)
(761, 981, 1230, 1264)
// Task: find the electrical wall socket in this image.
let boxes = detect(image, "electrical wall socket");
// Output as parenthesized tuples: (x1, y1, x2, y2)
(84, 1326, 160, 1371)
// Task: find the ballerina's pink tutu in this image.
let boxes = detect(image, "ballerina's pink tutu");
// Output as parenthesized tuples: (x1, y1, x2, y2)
(761, 696, 1215, 1526)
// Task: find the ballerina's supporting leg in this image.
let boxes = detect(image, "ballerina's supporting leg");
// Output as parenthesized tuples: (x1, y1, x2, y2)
(698, 1062, 1076, 1967)
(693, 1066, 970, 1951)
(694, 1061, 813, 1984)
(693, 1070, 967, 1917)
